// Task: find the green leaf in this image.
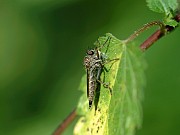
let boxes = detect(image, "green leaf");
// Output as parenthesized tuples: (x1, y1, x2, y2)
(76, 75, 88, 115)
(74, 33, 146, 135)
(108, 42, 146, 135)
(164, 18, 179, 27)
(146, 0, 178, 15)
(146, 0, 179, 27)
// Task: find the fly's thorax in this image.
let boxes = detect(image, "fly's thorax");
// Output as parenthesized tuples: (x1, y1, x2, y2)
(84, 48, 102, 69)
(84, 56, 91, 69)
(84, 49, 95, 69)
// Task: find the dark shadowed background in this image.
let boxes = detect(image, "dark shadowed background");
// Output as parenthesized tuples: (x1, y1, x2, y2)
(0, 0, 180, 135)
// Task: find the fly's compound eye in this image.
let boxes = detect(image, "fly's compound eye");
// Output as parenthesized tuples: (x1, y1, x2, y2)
(86, 50, 94, 55)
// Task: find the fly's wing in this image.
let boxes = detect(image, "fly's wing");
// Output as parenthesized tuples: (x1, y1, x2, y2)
(86, 69, 89, 98)
(96, 66, 102, 81)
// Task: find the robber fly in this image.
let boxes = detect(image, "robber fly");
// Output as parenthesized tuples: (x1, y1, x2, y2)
(83, 37, 112, 108)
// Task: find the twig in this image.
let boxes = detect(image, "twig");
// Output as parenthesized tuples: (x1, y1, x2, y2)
(52, 108, 77, 135)
(140, 13, 180, 51)
(123, 21, 164, 44)
(140, 29, 164, 51)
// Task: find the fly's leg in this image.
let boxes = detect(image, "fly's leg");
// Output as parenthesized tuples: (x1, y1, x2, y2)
(96, 67, 112, 95)
(96, 79, 112, 95)
(103, 58, 119, 65)
(96, 58, 119, 95)
(102, 58, 120, 72)
(96, 36, 112, 53)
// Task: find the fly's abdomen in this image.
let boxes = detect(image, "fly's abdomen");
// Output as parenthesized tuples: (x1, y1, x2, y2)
(88, 75, 96, 108)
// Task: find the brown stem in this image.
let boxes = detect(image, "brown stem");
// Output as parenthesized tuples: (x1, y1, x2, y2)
(140, 29, 164, 51)
(52, 108, 77, 135)
(140, 12, 180, 51)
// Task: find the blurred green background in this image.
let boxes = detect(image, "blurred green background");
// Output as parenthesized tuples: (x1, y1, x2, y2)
(0, 0, 180, 135)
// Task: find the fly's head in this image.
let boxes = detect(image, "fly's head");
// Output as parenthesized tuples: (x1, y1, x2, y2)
(84, 49, 95, 69)
(84, 48, 102, 70)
